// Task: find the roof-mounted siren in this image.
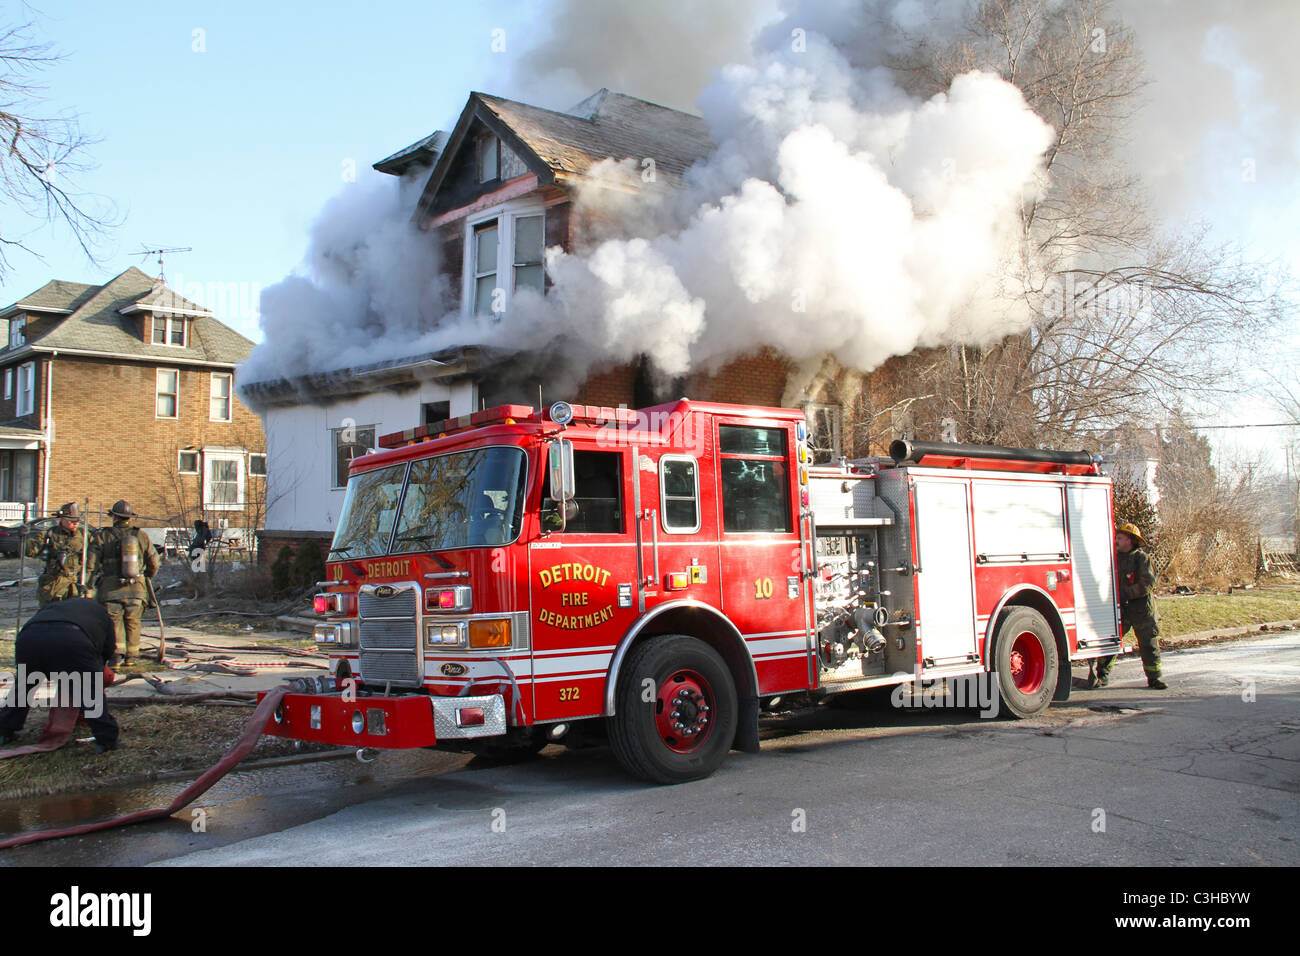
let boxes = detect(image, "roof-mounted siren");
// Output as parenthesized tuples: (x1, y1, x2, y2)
(549, 401, 575, 427)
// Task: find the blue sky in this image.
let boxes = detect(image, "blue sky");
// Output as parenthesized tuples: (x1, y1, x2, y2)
(1, 0, 538, 339)
(2, 0, 1297, 468)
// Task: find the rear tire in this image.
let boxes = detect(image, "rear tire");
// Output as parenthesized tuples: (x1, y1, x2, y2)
(609, 635, 737, 784)
(992, 607, 1059, 718)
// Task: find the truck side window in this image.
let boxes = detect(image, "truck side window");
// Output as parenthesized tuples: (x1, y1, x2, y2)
(719, 425, 791, 533)
(543, 450, 622, 533)
(660, 456, 700, 532)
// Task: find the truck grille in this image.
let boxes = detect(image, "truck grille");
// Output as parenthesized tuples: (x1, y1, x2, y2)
(358, 584, 421, 687)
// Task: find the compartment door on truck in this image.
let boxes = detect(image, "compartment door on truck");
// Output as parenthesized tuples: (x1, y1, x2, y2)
(913, 477, 978, 667)
(1066, 483, 1121, 654)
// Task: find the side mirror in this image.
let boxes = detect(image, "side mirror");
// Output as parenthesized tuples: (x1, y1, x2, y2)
(548, 439, 575, 501)
(546, 440, 576, 533)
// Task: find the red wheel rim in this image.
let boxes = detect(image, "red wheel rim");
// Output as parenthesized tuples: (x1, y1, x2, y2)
(1008, 631, 1046, 694)
(654, 669, 715, 753)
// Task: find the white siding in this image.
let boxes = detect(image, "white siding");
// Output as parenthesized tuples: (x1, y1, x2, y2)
(262, 381, 475, 534)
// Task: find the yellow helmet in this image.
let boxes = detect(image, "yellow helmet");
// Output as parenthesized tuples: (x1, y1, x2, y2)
(1117, 522, 1144, 547)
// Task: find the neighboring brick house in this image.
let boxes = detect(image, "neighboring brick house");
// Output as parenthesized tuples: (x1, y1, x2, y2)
(0, 267, 267, 544)
(243, 89, 913, 553)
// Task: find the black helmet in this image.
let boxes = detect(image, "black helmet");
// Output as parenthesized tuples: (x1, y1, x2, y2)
(57, 502, 81, 520)
(109, 499, 134, 519)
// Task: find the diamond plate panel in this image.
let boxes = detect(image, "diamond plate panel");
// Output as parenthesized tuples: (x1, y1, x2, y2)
(431, 694, 507, 739)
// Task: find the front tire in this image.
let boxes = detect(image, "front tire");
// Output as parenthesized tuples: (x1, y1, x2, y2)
(992, 607, 1059, 718)
(609, 635, 737, 784)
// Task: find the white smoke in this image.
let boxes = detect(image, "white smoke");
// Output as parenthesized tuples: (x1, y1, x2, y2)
(240, 170, 450, 386)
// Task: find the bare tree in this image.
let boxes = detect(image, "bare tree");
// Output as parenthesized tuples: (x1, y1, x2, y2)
(884, 0, 1284, 448)
(0, 20, 115, 275)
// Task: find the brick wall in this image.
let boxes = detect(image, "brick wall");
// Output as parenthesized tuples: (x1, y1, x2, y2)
(46, 356, 266, 526)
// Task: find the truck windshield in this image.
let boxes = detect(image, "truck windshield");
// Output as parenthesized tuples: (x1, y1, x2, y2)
(332, 462, 409, 559)
(392, 446, 528, 551)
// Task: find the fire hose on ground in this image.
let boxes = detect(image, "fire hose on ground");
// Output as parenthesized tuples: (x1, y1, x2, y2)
(0, 686, 287, 850)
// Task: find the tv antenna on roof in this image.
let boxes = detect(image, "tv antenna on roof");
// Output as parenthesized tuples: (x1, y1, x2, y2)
(136, 245, 192, 285)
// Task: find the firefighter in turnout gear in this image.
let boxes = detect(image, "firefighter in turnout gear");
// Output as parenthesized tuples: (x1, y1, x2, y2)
(25, 502, 96, 606)
(95, 500, 160, 666)
(1093, 522, 1166, 690)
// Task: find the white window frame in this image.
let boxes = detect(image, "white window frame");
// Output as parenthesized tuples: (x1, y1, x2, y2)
(3, 369, 11, 399)
(462, 203, 545, 319)
(249, 452, 267, 477)
(151, 313, 187, 347)
(178, 450, 200, 474)
(659, 454, 702, 534)
(15, 362, 34, 417)
(203, 450, 245, 511)
(209, 372, 232, 422)
(8, 317, 25, 350)
(156, 368, 180, 419)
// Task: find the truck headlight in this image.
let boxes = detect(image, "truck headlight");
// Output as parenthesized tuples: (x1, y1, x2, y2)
(425, 622, 466, 648)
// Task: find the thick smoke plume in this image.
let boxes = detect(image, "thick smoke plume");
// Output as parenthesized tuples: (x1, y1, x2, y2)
(241, 170, 449, 386)
(430, 0, 1054, 389)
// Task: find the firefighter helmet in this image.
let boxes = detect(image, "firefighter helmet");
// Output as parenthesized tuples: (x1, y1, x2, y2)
(56, 502, 80, 520)
(1117, 522, 1144, 547)
(109, 499, 134, 519)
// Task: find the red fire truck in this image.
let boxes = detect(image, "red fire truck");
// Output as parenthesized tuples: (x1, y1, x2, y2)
(264, 400, 1122, 783)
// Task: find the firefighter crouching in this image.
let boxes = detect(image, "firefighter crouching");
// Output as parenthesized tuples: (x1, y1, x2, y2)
(0, 599, 120, 751)
(25, 502, 96, 606)
(95, 500, 160, 667)
(1093, 522, 1167, 690)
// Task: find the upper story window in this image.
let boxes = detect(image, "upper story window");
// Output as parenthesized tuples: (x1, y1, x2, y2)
(156, 369, 179, 419)
(3, 369, 11, 400)
(15, 363, 34, 417)
(210, 372, 232, 421)
(8, 317, 25, 350)
(466, 207, 545, 317)
(152, 314, 186, 347)
(477, 134, 499, 183)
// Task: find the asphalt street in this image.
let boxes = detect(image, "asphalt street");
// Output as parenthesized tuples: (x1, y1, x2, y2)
(127, 633, 1297, 867)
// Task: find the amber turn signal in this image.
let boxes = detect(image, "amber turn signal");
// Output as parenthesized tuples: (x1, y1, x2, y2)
(468, 619, 511, 649)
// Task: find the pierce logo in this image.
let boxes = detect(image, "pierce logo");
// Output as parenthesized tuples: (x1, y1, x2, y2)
(374, 585, 396, 598)
(440, 663, 468, 677)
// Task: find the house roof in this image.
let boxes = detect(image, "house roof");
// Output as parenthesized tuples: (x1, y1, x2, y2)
(240, 348, 472, 406)
(1, 278, 99, 317)
(2, 267, 255, 367)
(373, 130, 448, 176)
(417, 88, 714, 214)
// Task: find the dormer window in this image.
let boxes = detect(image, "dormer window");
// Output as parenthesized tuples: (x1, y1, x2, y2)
(152, 314, 186, 347)
(8, 317, 25, 350)
(477, 134, 499, 183)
